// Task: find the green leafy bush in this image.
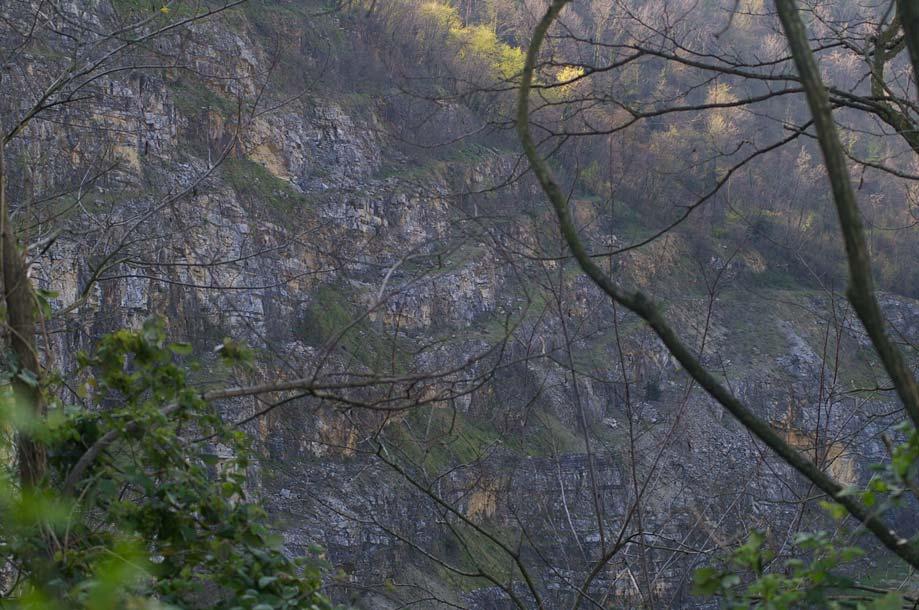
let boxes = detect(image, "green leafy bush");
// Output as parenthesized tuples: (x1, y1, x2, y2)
(0, 318, 334, 610)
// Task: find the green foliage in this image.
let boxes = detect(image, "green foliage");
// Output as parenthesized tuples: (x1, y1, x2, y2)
(455, 25, 523, 80)
(692, 420, 919, 609)
(383, 408, 502, 473)
(222, 158, 309, 215)
(519, 410, 585, 455)
(692, 529, 893, 609)
(751, 267, 802, 291)
(297, 284, 408, 372)
(168, 77, 238, 122)
(385, 406, 585, 477)
(0, 318, 334, 610)
(377, 141, 498, 183)
(397, 1, 523, 82)
(834, 422, 919, 515)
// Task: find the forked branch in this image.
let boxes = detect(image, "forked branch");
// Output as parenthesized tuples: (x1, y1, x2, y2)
(516, 0, 919, 570)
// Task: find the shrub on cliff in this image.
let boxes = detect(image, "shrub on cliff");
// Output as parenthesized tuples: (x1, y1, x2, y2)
(0, 318, 335, 610)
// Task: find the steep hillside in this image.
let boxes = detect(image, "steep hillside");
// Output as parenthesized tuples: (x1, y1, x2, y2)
(3, 1, 917, 608)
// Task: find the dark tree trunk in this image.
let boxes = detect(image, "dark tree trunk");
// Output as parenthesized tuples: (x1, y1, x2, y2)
(0, 138, 46, 488)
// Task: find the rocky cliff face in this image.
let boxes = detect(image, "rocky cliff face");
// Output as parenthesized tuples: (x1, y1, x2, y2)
(3, 2, 914, 608)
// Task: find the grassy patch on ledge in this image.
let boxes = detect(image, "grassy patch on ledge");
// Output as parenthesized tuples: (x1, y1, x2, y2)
(297, 283, 411, 373)
(383, 408, 504, 474)
(384, 406, 585, 476)
(221, 157, 313, 215)
(169, 76, 238, 120)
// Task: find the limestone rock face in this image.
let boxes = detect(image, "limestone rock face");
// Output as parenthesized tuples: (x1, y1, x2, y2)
(2, 3, 911, 608)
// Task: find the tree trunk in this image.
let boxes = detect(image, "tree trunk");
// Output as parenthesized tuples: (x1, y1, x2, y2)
(897, 0, 919, 98)
(0, 137, 45, 488)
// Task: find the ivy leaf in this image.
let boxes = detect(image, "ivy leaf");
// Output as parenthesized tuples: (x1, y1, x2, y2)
(692, 567, 723, 595)
(258, 576, 278, 589)
(819, 500, 848, 521)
